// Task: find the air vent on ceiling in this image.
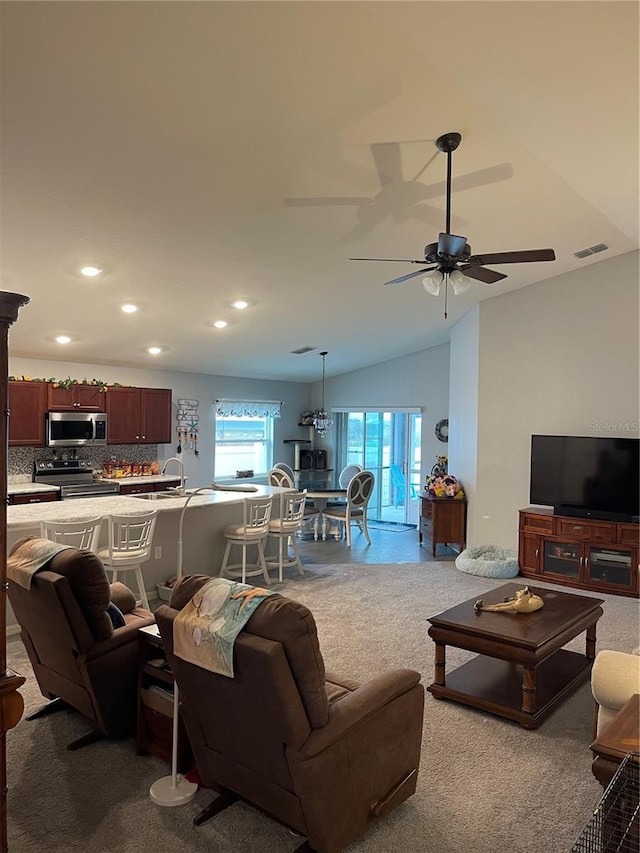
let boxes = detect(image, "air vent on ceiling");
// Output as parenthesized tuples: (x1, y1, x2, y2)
(290, 346, 316, 355)
(574, 243, 609, 259)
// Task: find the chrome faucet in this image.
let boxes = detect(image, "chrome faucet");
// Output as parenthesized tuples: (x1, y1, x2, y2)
(161, 456, 186, 494)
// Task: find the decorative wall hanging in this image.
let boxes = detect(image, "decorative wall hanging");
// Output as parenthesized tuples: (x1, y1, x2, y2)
(215, 399, 282, 418)
(435, 418, 449, 442)
(177, 399, 200, 456)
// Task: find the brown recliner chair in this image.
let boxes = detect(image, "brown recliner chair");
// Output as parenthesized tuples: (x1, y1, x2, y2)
(8, 536, 155, 749)
(156, 575, 424, 853)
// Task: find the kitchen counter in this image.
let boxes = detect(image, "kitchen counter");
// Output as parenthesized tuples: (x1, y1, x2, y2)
(6, 484, 287, 629)
(96, 474, 183, 487)
(8, 483, 60, 496)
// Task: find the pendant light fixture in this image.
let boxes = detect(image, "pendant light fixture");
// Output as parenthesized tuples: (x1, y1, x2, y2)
(312, 351, 333, 437)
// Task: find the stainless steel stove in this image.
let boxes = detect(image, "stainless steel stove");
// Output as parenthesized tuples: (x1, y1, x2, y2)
(34, 460, 120, 500)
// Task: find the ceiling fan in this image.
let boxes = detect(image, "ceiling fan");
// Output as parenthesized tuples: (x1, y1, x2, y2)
(349, 132, 556, 318)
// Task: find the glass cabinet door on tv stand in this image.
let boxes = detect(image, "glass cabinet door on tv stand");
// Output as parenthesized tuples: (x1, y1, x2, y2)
(518, 508, 639, 598)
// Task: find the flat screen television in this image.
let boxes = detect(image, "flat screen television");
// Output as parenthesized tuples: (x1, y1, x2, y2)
(530, 435, 639, 522)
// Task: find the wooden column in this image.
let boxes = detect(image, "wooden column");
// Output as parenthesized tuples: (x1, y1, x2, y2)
(0, 291, 29, 853)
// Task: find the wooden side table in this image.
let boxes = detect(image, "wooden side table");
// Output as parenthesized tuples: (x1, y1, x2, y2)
(136, 624, 192, 772)
(590, 693, 640, 787)
(418, 492, 466, 557)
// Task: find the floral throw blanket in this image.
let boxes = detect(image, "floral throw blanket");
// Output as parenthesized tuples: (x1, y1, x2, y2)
(7, 538, 73, 589)
(173, 577, 275, 678)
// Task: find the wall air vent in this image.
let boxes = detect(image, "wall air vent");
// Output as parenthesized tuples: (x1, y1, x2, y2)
(290, 346, 315, 355)
(574, 243, 609, 259)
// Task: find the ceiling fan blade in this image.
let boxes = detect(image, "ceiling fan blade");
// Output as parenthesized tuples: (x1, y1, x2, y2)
(467, 249, 556, 265)
(460, 265, 508, 284)
(349, 257, 426, 264)
(283, 196, 374, 207)
(438, 233, 468, 257)
(371, 142, 403, 187)
(384, 268, 435, 286)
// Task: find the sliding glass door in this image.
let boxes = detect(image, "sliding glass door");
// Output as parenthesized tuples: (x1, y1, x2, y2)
(337, 410, 422, 525)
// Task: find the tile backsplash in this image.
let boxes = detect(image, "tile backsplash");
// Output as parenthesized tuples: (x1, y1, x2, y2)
(9, 445, 159, 478)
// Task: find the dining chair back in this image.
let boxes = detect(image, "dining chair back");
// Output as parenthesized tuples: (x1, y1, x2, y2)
(338, 463, 364, 488)
(273, 461, 295, 481)
(219, 494, 273, 585)
(41, 516, 103, 553)
(268, 467, 294, 488)
(322, 470, 375, 547)
(97, 510, 158, 610)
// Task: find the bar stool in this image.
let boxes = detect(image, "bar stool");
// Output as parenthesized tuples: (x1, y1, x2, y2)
(268, 468, 319, 540)
(97, 511, 158, 610)
(219, 495, 273, 585)
(266, 490, 308, 582)
(41, 516, 103, 552)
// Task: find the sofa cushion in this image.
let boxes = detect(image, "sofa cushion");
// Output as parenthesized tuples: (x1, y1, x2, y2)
(171, 574, 329, 728)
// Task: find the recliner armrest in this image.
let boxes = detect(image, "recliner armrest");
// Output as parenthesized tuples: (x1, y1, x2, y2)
(86, 615, 155, 659)
(298, 668, 422, 758)
(591, 650, 640, 713)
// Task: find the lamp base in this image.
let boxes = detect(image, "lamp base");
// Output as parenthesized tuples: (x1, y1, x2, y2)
(149, 774, 198, 807)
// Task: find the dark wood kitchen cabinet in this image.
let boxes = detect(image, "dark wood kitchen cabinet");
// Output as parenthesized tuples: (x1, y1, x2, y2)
(47, 383, 106, 411)
(8, 381, 47, 446)
(107, 387, 172, 444)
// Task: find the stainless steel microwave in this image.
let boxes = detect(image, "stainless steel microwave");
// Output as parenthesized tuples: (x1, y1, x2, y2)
(46, 411, 108, 446)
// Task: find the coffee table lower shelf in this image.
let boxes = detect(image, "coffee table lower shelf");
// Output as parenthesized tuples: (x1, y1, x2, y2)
(428, 649, 592, 729)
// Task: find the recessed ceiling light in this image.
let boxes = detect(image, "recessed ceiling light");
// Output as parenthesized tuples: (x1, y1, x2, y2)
(55, 335, 72, 344)
(80, 266, 103, 277)
(121, 304, 138, 313)
(231, 299, 248, 310)
(213, 320, 228, 329)
(148, 346, 164, 355)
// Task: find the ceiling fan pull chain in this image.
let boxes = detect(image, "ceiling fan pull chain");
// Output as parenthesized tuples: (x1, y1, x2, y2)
(444, 276, 448, 320)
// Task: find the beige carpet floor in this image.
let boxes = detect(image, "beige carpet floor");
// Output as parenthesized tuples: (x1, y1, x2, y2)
(6, 561, 639, 853)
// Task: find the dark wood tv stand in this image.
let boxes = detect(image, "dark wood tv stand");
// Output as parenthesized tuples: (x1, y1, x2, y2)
(518, 508, 638, 598)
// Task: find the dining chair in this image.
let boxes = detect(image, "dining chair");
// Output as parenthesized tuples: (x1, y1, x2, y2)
(97, 510, 158, 610)
(219, 494, 273, 585)
(326, 463, 364, 510)
(321, 470, 375, 547)
(268, 468, 319, 540)
(41, 516, 103, 553)
(265, 489, 308, 582)
(273, 461, 295, 482)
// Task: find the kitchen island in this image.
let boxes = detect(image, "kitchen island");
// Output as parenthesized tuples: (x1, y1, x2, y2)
(6, 485, 287, 629)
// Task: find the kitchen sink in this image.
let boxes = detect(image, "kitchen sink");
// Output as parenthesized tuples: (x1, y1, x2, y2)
(131, 491, 183, 500)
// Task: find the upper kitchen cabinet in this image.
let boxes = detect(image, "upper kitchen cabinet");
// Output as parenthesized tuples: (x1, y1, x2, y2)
(48, 383, 106, 412)
(8, 381, 47, 446)
(107, 387, 172, 444)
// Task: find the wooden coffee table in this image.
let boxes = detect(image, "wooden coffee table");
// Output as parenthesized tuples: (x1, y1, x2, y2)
(427, 583, 604, 729)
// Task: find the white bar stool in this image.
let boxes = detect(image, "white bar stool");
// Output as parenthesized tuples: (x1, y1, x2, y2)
(266, 490, 307, 582)
(219, 495, 273, 585)
(97, 511, 158, 610)
(40, 516, 103, 552)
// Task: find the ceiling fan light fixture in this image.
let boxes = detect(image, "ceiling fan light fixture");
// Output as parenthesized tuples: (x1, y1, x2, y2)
(423, 270, 442, 296)
(449, 270, 471, 295)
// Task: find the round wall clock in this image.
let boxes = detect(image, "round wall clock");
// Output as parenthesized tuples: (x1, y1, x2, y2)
(435, 418, 449, 443)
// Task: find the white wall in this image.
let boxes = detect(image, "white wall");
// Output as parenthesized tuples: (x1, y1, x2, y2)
(8, 357, 311, 488)
(460, 250, 639, 550)
(448, 305, 480, 540)
(318, 344, 451, 484)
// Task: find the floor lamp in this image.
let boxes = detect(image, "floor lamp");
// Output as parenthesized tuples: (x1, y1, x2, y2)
(149, 486, 213, 807)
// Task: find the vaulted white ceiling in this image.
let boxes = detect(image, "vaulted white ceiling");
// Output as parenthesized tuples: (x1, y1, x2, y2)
(1, 2, 637, 382)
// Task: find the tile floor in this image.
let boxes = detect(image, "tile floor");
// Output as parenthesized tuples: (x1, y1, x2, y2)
(295, 522, 459, 566)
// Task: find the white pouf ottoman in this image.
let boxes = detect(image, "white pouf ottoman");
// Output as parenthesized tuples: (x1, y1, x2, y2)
(455, 544, 520, 578)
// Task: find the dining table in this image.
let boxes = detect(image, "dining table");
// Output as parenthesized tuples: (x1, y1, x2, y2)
(297, 481, 347, 540)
